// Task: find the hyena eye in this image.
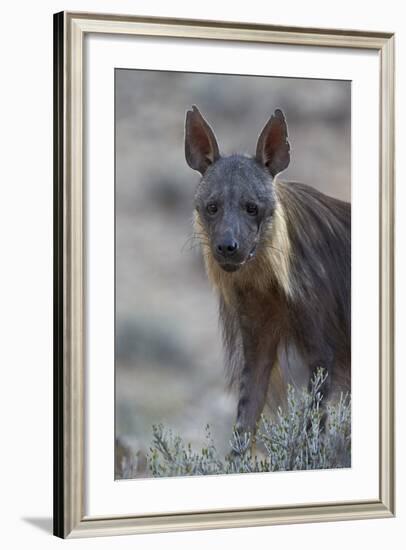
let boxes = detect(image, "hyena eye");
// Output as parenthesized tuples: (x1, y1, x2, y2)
(246, 202, 258, 216)
(206, 203, 218, 215)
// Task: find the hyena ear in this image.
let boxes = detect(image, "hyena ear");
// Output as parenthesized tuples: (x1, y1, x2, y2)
(255, 109, 290, 177)
(185, 105, 220, 175)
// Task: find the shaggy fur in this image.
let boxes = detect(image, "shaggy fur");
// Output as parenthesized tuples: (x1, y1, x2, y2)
(185, 105, 351, 434)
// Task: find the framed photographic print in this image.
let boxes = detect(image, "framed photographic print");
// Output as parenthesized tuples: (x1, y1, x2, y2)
(53, 11, 395, 538)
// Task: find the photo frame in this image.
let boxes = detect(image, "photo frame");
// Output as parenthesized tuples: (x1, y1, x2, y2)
(53, 11, 395, 538)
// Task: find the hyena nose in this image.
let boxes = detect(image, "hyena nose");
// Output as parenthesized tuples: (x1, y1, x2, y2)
(216, 239, 239, 257)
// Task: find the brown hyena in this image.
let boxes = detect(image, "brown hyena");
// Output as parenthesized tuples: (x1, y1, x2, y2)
(184, 105, 351, 436)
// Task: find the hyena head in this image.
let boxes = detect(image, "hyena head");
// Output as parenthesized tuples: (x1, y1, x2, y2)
(184, 105, 290, 274)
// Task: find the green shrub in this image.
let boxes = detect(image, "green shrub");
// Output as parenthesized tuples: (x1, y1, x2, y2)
(148, 369, 351, 477)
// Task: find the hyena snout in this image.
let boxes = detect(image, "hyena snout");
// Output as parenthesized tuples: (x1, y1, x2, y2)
(212, 230, 257, 272)
(215, 237, 239, 257)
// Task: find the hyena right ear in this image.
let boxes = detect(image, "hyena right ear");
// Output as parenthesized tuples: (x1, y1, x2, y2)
(256, 109, 290, 177)
(185, 106, 220, 175)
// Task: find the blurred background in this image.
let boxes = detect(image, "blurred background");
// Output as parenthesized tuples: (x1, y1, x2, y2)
(115, 69, 351, 478)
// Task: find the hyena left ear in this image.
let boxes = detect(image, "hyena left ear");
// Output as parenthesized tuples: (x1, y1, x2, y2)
(185, 105, 220, 175)
(255, 109, 290, 177)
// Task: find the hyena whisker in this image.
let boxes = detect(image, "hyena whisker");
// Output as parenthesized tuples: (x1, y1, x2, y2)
(181, 234, 210, 253)
(181, 245, 209, 255)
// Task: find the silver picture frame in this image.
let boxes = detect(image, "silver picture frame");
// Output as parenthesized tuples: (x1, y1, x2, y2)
(53, 11, 395, 538)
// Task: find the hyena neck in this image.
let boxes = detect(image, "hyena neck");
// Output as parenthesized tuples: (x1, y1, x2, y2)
(195, 187, 293, 306)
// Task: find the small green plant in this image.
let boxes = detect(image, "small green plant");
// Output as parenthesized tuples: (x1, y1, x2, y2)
(145, 369, 351, 478)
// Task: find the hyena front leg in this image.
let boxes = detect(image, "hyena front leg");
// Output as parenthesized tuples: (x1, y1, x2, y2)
(234, 331, 278, 438)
